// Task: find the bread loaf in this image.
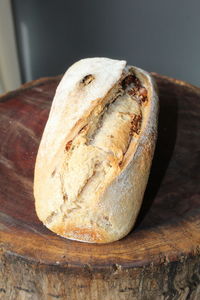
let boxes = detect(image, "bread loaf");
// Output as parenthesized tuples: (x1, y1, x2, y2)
(34, 57, 158, 243)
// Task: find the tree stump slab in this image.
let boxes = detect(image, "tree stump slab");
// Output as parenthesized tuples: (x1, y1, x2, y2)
(0, 74, 200, 300)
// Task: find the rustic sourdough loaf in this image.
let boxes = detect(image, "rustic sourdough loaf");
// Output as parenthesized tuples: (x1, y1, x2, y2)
(34, 57, 158, 243)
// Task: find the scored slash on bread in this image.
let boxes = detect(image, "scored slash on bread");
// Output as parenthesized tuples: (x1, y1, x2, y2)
(34, 57, 159, 243)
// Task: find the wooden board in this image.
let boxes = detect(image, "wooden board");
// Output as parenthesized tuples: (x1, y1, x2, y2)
(0, 74, 200, 300)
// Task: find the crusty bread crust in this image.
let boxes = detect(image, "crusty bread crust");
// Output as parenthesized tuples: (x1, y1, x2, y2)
(34, 58, 158, 243)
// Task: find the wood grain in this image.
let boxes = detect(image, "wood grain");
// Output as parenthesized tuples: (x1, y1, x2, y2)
(0, 74, 200, 299)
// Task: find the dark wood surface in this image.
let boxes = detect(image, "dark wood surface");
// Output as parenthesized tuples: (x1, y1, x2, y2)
(0, 74, 200, 299)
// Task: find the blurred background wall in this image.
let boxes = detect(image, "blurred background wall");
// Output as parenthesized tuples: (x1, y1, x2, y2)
(0, 0, 21, 93)
(1, 0, 200, 93)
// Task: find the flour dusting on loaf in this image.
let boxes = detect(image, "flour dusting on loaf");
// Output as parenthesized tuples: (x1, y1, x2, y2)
(34, 57, 158, 243)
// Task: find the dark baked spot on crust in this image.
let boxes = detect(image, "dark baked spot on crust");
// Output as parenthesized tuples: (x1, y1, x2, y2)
(81, 74, 95, 86)
(123, 74, 148, 104)
(130, 114, 142, 135)
(78, 125, 88, 134)
(63, 194, 68, 202)
(65, 140, 72, 151)
(51, 169, 56, 177)
(122, 75, 140, 90)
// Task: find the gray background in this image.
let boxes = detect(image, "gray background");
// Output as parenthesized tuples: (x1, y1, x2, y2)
(12, 0, 200, 86)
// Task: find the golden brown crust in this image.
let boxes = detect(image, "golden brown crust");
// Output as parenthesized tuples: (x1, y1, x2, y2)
(34, 58, 158, 243)
(50, 224, 110, 243)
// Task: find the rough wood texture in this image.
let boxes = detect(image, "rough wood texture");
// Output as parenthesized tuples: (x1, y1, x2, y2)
(0, 74, 200, 300)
